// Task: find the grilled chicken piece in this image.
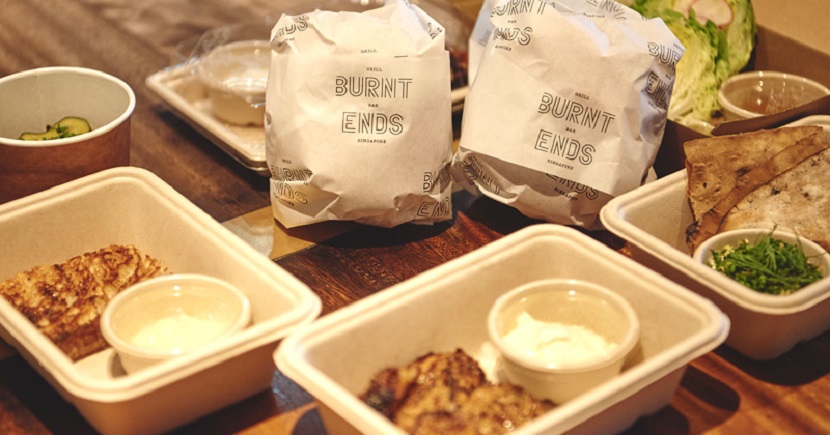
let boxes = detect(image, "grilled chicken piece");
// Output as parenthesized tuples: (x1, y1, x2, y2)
(361, 349, 554, 434)
(0, 244, 166, 361)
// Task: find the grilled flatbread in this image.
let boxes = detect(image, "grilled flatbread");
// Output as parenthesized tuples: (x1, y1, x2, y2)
(686, 129, 830, 251)
(684, 125, 826, 222)
(0, 244, 166, 361)
(720, 147, 830, 252)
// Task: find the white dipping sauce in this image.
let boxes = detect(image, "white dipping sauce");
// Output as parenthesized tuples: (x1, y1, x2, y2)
(130, 313, 228, 354)
(503, 312, 618, 367)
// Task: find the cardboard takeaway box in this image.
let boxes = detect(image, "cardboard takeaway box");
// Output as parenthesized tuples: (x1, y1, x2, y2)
(0, 168, 321, 434)
(602, 21, 830, 361)
(275, 225, 728, 435)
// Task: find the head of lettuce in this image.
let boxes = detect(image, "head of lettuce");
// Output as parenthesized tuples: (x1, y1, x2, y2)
(619, 0, 756, 133)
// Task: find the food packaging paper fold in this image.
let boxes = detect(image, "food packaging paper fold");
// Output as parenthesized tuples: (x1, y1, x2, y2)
(265, 0, 453, 228)
(454, 0, 684, 228)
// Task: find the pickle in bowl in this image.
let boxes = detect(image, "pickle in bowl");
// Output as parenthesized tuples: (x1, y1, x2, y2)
(19, 116, 92, 140)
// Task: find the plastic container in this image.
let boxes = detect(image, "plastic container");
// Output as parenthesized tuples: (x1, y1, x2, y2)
(601, 169, 830, 360)
(0, 167, 321, 434)
(718, 70, 830, 121)
(101, 274, 252, 374)
(275, 224, 728, 434)
(197, 40, 270, 126)
(488, 279, 640, 404)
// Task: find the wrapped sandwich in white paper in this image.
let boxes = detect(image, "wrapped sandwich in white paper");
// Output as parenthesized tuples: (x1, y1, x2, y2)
(265, 0, 453, 228)
(467, 0, 497, 85)
(454, 0, 683, 229)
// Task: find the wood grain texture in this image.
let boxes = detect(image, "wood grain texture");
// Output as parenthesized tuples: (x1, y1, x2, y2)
(1, 1, 830, 434)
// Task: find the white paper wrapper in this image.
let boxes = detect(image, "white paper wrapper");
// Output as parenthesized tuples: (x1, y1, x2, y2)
(265, 0, 453, 228)
(454, 0, 683, 229)
(467, 0, 497, 85)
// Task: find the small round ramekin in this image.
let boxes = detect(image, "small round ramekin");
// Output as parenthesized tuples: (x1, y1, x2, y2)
(488, 279, 639, 404)
(101, 274, 251, 374)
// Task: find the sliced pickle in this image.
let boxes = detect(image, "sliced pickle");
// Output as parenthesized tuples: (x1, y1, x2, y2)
(19, 116, 92, 140)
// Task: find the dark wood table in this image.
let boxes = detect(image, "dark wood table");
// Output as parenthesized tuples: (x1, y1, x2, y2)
(2, 1, 829, 434)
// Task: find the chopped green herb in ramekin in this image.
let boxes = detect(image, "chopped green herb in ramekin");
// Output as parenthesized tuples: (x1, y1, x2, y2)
(709, 229, 823, 295)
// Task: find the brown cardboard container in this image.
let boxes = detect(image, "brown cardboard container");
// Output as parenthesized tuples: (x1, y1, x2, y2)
(602, 144, 830, 360)
(604, 19, 830, 360)
(275, 225, 728, 434)
(0, 168, 322, 434)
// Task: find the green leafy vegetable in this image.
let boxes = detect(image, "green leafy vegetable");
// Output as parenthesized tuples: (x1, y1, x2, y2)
(724, 0, 756, 76)
(54, 123, 74, 138)
(709, 229, 824, 295)
(623, 0, 756, 133)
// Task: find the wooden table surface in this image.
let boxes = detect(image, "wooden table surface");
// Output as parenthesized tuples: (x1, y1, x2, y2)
(2, 1, 830, 434)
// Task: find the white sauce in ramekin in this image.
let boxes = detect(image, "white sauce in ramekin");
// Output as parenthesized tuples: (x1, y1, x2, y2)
(130, 313, 229, 354)
(503, 312, 618, 367)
